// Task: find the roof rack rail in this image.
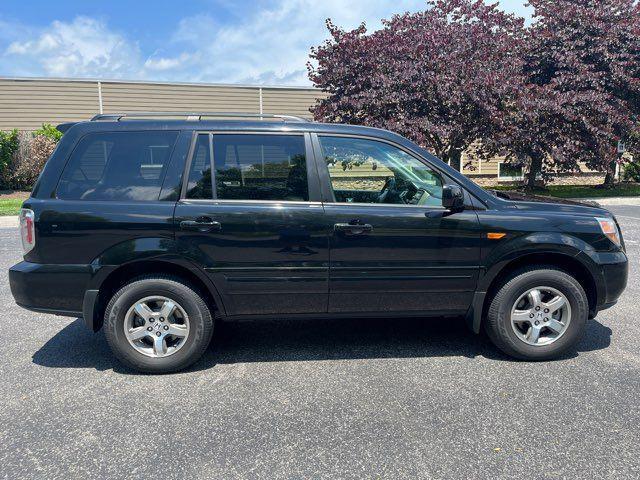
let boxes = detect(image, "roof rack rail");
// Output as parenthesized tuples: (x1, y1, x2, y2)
(90, 112, 309, 122)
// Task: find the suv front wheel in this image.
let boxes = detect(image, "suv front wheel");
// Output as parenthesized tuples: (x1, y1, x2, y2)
(485, 267, 589, 360)
(104, 276, 214, 373)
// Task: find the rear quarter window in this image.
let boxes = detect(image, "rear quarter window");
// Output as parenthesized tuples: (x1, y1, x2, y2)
(56, 131, 179, 201)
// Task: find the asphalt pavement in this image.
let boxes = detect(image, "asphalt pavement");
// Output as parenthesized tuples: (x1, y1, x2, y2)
(0, 204, 639, 479)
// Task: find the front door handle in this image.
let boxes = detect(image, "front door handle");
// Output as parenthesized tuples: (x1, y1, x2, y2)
(180, 218, 222, 232)
(334, 223, 373, 236)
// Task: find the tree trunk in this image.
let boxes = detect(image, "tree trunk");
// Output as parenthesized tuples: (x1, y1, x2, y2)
(603, 170, 616, 186)
(602, 158, 618, 187)
(525, 153, 543, 190)
(449, 149, 462, 172)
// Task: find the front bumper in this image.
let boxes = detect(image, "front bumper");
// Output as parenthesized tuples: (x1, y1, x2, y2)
(592, 251, 628, 314)
(9, 261, 93, 317)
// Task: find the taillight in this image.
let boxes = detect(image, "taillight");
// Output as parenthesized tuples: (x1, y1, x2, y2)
(19, 208, 35, 255)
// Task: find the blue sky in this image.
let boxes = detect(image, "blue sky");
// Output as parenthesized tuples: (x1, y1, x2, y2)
(0, 0, 532, 86)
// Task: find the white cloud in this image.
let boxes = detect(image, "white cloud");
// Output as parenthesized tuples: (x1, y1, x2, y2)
(144, 53, 194, 71)
(167, 0, 429, 85)
(0, 1, 429, 85)
(2, 16, 142, 78)
(0, 1, 531, 85)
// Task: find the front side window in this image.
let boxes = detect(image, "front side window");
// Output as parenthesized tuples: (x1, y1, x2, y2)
(212, 134, 308, 201)
(57, 131, 178, 201)
(319, 136, 443, 207)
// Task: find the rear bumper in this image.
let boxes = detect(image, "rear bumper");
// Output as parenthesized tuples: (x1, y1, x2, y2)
(9, 261, 93, 318)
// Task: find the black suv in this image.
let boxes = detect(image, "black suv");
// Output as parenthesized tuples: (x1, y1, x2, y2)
(9, 112, 628, 373)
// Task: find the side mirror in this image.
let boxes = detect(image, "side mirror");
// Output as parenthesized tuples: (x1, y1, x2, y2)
(442, 184, 464, 212)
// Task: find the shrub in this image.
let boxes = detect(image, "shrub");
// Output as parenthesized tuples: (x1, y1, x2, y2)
(622, 161, 640, 182)
(33, 123, 63, 142)
(0, 129, 19, 187)
(1, 133, 57, 191)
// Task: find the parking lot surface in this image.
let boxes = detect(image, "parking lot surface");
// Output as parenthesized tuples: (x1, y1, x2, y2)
(1, 204, 639, 479)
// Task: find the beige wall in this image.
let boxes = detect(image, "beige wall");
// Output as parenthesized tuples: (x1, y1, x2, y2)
(262, 87, 326, 118)
(100, 82, 261, 114)
(0, 77, 321, 131)
(461, 153, 501, 177)
(0, 77, 597, 180)
(0, 78, 100, 130)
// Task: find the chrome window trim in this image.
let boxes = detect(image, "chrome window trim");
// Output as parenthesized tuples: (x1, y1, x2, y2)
(177, 198, 323, 207)
(321, 201, 446, 211)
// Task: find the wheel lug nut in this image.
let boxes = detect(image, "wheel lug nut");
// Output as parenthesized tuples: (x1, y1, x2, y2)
(149, 318, 155, 323)
(534, 320, 540, 325)
(535, 306, 540, 311)
(529, 313, 534, 318)
(163, 325, 169, 331)
(156, 331, 161, 337)
(147, 327, 153, 332)
(159, 317, 165, 322)
(544, 308, 549, 313)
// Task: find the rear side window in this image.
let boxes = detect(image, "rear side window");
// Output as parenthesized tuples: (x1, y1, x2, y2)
(57, 131, 178, 201)
(212, 134, 308, 201)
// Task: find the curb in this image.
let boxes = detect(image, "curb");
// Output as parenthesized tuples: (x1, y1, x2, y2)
(0, 216, 18, 228)
(579, 196, 640, 206)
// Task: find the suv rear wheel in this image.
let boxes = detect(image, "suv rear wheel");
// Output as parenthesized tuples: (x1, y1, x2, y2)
(485, 267, 588, 360)
(104, 276, 214, 373)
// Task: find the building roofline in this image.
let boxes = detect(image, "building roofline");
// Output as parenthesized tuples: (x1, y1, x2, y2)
(0, 75, 319, 91)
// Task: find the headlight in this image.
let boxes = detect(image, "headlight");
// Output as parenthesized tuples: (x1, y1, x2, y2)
(595, 216, 621, 247)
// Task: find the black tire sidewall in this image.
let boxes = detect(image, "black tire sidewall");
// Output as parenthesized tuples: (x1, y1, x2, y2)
(488, 269, 588, 360)
(104, 278, 212, 373)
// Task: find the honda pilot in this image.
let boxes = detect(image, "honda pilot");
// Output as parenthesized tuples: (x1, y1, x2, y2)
(9, 112, 628, 373)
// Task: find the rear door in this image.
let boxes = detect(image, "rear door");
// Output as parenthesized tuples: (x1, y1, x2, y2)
(174, 131, 330, 317)
(312, 134, 482, 315)
(37, 129, 184, 266)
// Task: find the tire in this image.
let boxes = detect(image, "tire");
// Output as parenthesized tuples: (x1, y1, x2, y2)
(104, 275, 214, 373)
(484, 266, 588, 360)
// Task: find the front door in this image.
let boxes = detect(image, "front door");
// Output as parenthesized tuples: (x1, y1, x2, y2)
(175, 132, 330, 317)
(314, 135, 482, 315)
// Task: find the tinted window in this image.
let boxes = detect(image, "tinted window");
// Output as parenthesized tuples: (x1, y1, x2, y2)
(319, 136, 443, 207)
(57, 131, 178, 201)
(213, 134, 308, 201)
(159, 132, 191, 202)
(185, 134, 212, 199)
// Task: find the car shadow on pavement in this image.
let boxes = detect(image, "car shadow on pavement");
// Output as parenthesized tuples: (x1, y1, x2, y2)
(32, 315, 613, 374)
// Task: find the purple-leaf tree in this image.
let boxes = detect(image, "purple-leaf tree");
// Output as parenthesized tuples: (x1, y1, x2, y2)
(514, 0, 640, 187)
(308, 0, 525, 171)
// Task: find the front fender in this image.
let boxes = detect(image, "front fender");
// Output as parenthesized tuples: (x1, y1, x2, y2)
(466, 232, 605, 334)
(478, 232, 601, 292)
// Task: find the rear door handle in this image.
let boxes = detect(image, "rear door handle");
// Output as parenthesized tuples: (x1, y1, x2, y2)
(334, 223, 373, 236)
(179, 218, 221, 232)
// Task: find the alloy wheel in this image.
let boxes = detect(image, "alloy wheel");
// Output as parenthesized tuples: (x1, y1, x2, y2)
(124, 296, 190, 358)
(510, 286, 571, 346)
